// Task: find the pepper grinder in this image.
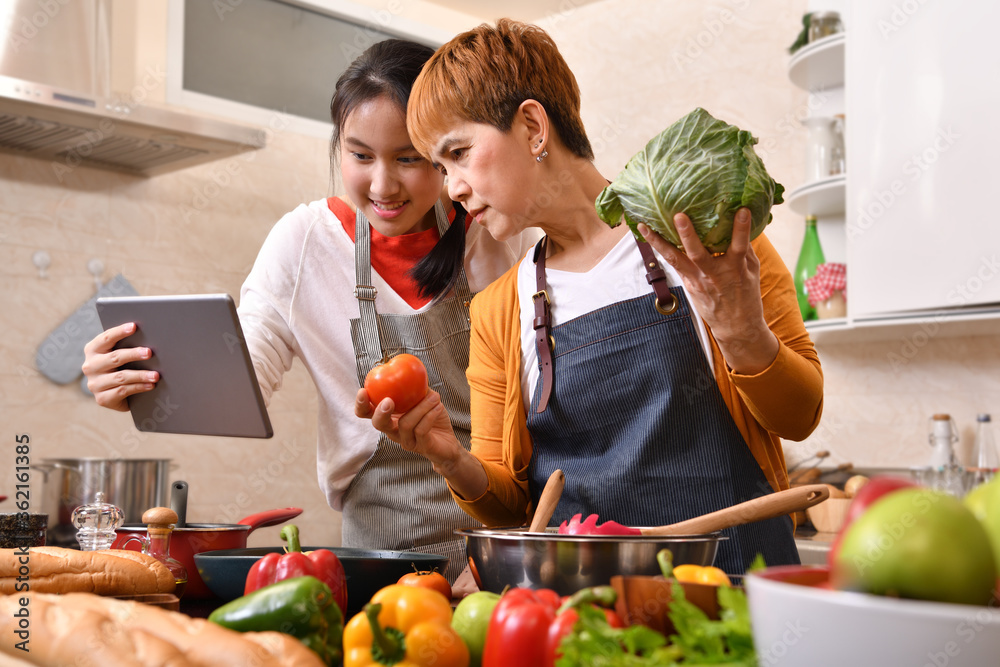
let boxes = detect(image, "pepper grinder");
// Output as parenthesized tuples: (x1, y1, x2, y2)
(140, 507, 189, 598)
(71, 491, 124, 551)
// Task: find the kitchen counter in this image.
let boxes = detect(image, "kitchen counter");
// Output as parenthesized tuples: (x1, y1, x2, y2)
(794, 528, 836, 566)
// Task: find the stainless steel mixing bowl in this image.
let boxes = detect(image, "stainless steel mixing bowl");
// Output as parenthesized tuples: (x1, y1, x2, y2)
(459, 527, 725, 595)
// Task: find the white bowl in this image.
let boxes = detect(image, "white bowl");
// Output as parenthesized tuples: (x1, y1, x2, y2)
(746, 566, 1000, 667)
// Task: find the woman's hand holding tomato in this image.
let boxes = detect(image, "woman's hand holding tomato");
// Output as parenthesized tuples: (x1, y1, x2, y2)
(364, 353, 429, 414)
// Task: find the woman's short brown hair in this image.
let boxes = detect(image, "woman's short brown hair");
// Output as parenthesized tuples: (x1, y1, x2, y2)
(408, 18, 594, 160)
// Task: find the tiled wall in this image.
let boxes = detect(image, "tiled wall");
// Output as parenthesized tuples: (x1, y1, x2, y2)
(4, 1, 1000, 553)
(540, 0, 1000, 471)
(1, 125, 338, 547)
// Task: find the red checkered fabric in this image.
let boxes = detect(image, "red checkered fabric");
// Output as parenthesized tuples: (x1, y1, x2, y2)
(805, 262, 847, 307)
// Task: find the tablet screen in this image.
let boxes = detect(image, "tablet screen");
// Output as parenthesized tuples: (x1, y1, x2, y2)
(96, 294, 273, 439)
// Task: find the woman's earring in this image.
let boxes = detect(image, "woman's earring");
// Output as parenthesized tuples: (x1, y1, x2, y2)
(536, 150, 548, 163)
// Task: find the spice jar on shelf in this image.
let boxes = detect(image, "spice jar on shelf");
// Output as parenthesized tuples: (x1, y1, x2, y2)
(808, 11, 844, 42)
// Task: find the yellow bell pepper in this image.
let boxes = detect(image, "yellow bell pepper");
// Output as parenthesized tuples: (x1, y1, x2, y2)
(344, 584, 470, 667)
(672, 564, 732, 587)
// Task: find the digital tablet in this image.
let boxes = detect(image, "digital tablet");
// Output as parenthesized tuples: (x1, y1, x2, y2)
(96, 294, 273, 439)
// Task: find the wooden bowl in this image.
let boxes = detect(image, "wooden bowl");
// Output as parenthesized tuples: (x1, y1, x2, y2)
(806, 497, 853, 533)
(610, 574, 723, 635)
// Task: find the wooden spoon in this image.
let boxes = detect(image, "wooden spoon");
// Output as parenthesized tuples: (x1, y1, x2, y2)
(528, 469, 565, 532)
(642, 483, 830, 536)
(560, 484, 830, 536)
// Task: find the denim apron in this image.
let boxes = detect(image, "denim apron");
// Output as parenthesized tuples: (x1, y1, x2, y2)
(525, 236, 799, 575)
(342, 202, 478, 583)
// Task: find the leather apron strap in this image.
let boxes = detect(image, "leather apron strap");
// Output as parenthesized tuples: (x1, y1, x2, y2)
(532, 235, 678, 413)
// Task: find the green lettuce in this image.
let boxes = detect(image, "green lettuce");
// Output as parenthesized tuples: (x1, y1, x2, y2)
(595, 107, 784, 254)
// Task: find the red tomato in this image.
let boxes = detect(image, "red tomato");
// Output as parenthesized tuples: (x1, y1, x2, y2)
(364, 353, 429, 414)
(397, 569, 452, 600)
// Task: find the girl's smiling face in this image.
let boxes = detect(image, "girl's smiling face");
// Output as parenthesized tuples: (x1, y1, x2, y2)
(339, 95, 443, 237)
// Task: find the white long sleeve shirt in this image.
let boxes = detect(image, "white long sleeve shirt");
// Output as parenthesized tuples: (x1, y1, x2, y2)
(238, 198, 537, 510)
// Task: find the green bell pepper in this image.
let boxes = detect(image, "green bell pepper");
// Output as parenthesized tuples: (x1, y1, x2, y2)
(209, 575, 343, 666)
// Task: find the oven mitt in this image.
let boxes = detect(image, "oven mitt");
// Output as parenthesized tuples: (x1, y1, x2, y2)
(35, 274, 139, 386)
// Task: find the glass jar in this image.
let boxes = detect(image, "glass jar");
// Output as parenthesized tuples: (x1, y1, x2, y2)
(803, 117, 837, 182)
(808, 11, 844, 43)
(816, 289, 846, 319)
(830, 114, 846, 175)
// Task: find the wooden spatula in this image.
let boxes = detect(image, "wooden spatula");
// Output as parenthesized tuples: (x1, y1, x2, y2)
(560, 483, 831, 536)
(528, 469, 565, 532)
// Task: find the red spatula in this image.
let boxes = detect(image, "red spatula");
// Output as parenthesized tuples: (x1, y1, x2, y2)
(558, 484, 830, 536)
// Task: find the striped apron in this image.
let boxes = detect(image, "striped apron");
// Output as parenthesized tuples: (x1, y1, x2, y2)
(525, 239, 800, 575)
(342, 202, 478, 583)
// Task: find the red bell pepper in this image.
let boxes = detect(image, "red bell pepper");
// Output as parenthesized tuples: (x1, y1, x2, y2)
(482, 586, 622, 667)
(244, 524, 348, 615)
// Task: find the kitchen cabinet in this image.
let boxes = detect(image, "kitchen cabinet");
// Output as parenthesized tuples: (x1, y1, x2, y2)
(789, 2, 1000, 343)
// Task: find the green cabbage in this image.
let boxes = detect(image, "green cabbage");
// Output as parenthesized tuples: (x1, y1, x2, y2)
(595, 107, 784, 254)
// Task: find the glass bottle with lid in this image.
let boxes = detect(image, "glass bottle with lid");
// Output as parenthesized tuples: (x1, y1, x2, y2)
(71, 491, 124, 551)
(972, 414, 999, 485)
(121, 507, 189, 598)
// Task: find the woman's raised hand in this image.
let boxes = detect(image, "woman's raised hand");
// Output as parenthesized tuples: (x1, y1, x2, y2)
(638, 207, 779, 374)
(81, 323, 159, 411)
(356, 388, 462, 465)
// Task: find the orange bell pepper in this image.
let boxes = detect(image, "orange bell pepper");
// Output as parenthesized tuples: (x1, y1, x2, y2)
(671, 564, 732, 587)
(343, 584, 469, 667)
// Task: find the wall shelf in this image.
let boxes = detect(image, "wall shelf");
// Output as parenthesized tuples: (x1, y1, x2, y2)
(788, 33, 845, 91)
(805, 307, 1000, 345)
(786, 174, 846, 217)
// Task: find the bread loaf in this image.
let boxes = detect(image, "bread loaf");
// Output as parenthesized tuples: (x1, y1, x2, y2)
(0, 592, 324, 667)
(0, 547, 175, 596)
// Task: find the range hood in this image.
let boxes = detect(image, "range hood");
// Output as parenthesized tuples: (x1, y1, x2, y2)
(0, 0, 265, 176)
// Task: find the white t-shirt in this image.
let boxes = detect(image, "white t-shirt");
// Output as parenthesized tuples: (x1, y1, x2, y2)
(239, 199, 538, 510)
(517, 232, 714, 412)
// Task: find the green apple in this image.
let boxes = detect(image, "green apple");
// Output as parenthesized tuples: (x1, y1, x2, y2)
(964, 475, 1000, 573)
(833, 488, 997, 606)
(452, 591, 500, 667)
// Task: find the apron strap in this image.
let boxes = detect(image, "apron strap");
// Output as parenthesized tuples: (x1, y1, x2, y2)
(532, 237, 554, 413)
(354, 208, 385, 383)
(633, 237, 679, 316)
(531, 233, 680, 412)
(354, 201, 472, 384)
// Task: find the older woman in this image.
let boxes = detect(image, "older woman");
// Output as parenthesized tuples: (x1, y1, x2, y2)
(359, 19, 823, 574)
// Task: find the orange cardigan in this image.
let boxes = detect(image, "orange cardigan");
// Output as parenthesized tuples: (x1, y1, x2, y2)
(452, 234, 824, 526)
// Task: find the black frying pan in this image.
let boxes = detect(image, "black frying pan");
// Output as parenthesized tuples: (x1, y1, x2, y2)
(194, 546, 448, 614)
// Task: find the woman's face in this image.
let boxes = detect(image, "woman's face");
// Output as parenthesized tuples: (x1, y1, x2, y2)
(339, 96, 443, 237)
(430, 121, 539, 242)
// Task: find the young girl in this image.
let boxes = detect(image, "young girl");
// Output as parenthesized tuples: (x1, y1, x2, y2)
(82, 39, 538, 582)
(362, 20, 824, 575)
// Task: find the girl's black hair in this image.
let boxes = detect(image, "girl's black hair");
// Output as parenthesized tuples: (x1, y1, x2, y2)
(331, 39, 466, 302)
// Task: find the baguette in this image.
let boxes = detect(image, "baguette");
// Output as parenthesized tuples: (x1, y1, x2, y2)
(0, 547, 175, 596)
(0, 592, 324, 667)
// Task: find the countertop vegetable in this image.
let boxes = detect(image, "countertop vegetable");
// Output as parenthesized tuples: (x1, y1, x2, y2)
(244, 524, 348, 616)
(209, 575, 343, 666)
(343, 584, 469, 667)
(396, 567, 452, 600)
(595, 107, 784, 254)
(482, 586, 623, 667)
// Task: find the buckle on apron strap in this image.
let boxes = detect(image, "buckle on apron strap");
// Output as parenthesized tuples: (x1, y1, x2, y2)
(354, 284, 378, 301)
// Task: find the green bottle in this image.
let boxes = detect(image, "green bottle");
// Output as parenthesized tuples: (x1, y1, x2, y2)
(794, 215, 825, 321)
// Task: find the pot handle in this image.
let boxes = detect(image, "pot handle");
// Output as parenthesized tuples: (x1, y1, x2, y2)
(238, 507, 303, 533)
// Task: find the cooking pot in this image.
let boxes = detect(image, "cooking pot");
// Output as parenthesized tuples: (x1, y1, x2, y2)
(112, 507, 302, 599)
(32, 458, 172, 547)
